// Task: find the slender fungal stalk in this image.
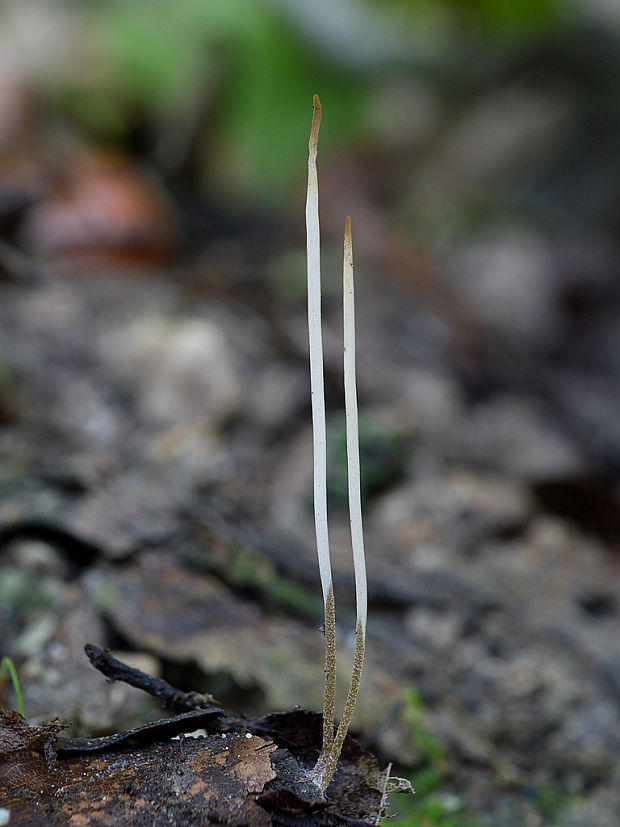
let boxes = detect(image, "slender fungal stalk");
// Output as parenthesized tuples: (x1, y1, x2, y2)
(306, 94, 337, 759)
(342, 216, 368, 647)
(310, 216, 367, 792)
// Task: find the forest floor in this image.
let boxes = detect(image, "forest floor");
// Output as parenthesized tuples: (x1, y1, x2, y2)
(1, 214, 620, 826)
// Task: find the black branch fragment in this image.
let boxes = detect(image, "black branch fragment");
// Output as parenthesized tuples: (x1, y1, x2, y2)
(84, 643, 221, 713)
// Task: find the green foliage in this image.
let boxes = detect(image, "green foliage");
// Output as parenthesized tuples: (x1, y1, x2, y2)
(445, 0, 564, 33)
(57, 0, 364, 201)
(0, 657, 25, 716)
(48, 0, 580, 205)
(386, 0, 566, 37)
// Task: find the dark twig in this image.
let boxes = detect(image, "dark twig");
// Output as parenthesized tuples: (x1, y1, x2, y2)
(84, 644, 221, 713)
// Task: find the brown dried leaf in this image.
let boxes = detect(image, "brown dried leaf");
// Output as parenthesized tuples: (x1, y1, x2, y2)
(1, 725, 276, 826)
(21, 151, 178, 266)
(0, 711, 68, 756)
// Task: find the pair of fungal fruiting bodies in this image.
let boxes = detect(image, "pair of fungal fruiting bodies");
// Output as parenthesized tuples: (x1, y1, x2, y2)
(305, 95, 367, 793)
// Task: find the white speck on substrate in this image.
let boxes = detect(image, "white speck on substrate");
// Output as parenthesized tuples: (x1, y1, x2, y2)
(0, 807, 10, 826)
(172, 728, 206, 741)
(245, 733, 252, 739)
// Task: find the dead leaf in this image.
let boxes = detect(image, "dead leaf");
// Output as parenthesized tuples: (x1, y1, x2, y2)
(21, 151, 178, 266)
(1, 716, 276, 827)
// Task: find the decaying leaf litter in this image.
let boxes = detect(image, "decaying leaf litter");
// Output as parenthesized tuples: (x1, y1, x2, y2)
(1, 97, 620, 825)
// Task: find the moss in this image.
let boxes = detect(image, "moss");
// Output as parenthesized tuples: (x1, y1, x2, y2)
(531, 784, 571, 823)
(403, 686, 445, 771)
(382, 687, 482, 826)
(191, 543, 324, 620)
(0, 568, 56, 614)
(384, 788, 481, 827)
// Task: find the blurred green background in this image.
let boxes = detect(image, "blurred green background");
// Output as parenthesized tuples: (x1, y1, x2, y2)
(3, 0, 620, 261)
(3, 0, 614, 215)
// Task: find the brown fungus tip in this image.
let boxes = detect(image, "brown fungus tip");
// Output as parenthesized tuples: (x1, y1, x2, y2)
(310, 95, 322, 151)
(344, 217, 353, 268)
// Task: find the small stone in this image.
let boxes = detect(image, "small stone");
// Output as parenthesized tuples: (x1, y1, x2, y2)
(14, 616, 56, 659)
(10, 540, 62, 576)
(406, 607, 461, 651)
(448, 395, 583, 479)
(100, 316, 243, 429)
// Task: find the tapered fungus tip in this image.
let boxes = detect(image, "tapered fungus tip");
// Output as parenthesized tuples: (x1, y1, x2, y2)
(310, 95, 322, 151)
(344, 216, 353, 266)
(345, 215, 351, 239)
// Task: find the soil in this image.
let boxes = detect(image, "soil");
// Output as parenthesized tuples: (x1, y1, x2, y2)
(1, 226, 620, 826)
